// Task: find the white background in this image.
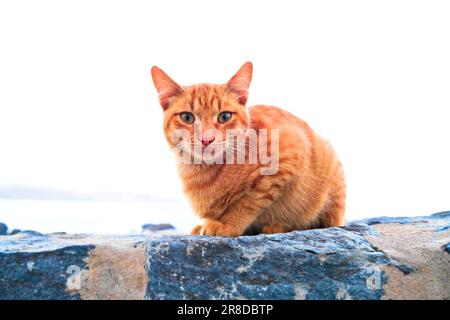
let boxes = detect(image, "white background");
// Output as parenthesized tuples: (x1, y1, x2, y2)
(0, 1, 449, 233)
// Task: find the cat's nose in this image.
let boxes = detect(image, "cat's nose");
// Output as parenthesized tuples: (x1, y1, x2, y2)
(201, 136, 215, 147)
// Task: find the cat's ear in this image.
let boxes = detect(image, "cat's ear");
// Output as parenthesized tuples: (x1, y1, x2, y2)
(151, 66, 183, 110)
(226, 62, 253, 105)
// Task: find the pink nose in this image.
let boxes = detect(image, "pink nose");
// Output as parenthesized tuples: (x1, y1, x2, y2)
(201, 136, 215, 147)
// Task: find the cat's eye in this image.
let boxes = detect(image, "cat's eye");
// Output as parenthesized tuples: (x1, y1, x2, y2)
(217, 112, 232, 124)
(179, 112, 195, 124)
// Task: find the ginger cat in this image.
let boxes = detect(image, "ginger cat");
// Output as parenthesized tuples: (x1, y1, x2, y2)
(151, 62, 346, 237)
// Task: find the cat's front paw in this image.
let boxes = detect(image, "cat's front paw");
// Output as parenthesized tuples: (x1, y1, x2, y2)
(190, 225, 202, 235)
(261, 224, 292, 234)
(197, 220, 241, 237)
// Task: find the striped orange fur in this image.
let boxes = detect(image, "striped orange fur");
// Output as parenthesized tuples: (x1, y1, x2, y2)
(151, 62, 346, 237)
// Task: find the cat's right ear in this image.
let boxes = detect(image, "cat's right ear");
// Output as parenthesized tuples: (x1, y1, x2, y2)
(151, 66, 183, 111)
(226, 62, 253, 106)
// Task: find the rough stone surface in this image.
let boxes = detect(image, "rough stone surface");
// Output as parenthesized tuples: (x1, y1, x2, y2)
(366, 219, 450, 299)
(146, 227, 389, 300)
(0, 213, 449, 300)
(0, 233, 147, 300)
(0, 232, 93, 299)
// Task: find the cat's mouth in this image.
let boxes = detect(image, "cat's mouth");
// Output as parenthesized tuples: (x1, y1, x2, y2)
(174, 140, 242, 165)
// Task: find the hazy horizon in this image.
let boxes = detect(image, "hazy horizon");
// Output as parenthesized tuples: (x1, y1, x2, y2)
(0, 183, 446, 234)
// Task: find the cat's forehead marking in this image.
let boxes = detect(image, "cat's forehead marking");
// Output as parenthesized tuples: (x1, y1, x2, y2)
(188, 84, 223, 113)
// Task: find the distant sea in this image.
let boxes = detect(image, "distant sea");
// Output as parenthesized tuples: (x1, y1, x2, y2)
(1, 185, 438, 235)
(0, 198, 197, 234)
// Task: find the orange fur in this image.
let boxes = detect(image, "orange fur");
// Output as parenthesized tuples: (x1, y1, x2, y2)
(151, 62, 346, 237)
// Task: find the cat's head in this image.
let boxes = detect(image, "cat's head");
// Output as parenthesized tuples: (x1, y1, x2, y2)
(151, 62, 253, 164)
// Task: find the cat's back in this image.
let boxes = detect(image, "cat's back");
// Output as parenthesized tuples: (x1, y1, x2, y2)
(249, 105, 314, 137)
(248, 104, 335, 168)
(248, 105, 345, 229)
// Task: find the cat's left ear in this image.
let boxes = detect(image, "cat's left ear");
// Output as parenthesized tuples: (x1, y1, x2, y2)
(151, 66, 183, 110)
(226, 62, 253, 105)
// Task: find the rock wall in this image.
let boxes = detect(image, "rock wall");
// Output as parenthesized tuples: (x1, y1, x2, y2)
(0, 212, 449, 300)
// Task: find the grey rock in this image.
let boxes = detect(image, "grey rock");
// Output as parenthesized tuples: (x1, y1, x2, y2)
(341, 222, 381, 236)
(146, 227, 389, 300)
(0, 233, 147, 300)
(15, 230, 44, 236)
(0, 223, 7, 236)
(354, 210, 450, 225)
(0, 213, 449, 300)
(432, 211, 450, 219)
(437, 224, 450, 233)
(0, 235, 92, 299)
(142, 223, 175, 232)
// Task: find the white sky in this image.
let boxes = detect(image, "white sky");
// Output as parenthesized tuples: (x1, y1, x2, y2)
(1, 0, 450, 221)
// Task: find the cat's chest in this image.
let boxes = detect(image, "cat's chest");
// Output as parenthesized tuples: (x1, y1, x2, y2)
(183, 168, 231, 201)
(179, 165, 250, 217)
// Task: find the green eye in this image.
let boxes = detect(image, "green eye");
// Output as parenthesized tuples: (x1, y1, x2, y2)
(218, 111, 232, 124)
(179, 112, 195, 124)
